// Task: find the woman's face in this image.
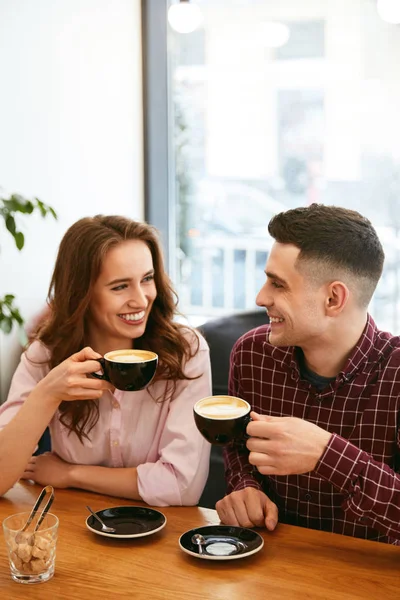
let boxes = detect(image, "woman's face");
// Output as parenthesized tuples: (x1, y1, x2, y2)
(87, 240, 157, 349)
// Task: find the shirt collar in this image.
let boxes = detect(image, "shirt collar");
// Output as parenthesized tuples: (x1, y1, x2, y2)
(337, 313, 378, 381)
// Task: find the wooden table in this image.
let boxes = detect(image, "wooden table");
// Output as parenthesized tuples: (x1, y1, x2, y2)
(0, 483, 399, 599)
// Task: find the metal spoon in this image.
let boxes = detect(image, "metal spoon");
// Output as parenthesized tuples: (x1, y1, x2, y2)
(192, 533, 206, 555)
(86, 505, 116, 533)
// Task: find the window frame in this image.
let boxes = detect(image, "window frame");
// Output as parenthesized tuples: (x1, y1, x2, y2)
(141, 0, 176, 278)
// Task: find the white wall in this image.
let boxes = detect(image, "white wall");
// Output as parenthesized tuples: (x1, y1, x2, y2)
(0, 0, 144, 401)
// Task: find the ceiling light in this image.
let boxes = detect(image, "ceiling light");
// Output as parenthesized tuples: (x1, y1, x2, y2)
(168, 0, 203, 34)
(377, 0, 400, 24)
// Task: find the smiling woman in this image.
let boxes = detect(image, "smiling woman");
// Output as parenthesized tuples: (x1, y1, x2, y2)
(0, 215, 212, 505)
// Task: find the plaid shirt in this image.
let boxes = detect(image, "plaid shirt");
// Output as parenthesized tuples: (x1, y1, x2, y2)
(224, 314, 400, 544)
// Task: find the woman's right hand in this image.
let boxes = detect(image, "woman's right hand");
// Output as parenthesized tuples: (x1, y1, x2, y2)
(35, 346, 114, 405)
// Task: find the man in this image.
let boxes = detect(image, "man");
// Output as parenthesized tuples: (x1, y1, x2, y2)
(216, 204, 400, 544)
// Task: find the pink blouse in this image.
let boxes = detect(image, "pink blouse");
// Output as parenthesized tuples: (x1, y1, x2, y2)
(0, 332, 212, 507)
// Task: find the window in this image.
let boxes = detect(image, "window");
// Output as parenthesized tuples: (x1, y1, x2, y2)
(143, 0, 400, 332)
(275, 21, 325, 60)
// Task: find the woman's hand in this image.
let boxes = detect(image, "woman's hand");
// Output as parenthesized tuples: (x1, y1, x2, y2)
(21, 453, 74, 488)
(35, 346, 114, 406)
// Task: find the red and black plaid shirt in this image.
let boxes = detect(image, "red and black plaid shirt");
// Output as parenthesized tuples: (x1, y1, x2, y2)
(224, 314, 400, 544)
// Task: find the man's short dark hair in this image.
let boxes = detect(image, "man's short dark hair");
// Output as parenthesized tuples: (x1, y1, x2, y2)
(268, 204, 385, 307)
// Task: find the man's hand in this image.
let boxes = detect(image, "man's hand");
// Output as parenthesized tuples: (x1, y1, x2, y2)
(246, 412, 332, 476)
(216, 487, 278, 530)
(21, 453, 74, 488)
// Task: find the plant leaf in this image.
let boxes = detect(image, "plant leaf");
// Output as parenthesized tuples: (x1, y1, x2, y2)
(10, 308, 24, 324)
(5, 215, 16, 235)
(4, 196, 34, 214)
(36, 199, 46, 217)
(0, 319, 12, 334)
(0, 191, 57, 334)
(0, 295, 25, 334)
(24, 200, 34, 214)
(14, 231, 25, 250)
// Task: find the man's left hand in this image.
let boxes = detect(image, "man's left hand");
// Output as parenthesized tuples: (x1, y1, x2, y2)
(246, 412, 332, 476)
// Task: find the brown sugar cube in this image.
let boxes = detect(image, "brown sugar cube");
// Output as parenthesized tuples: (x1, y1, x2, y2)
(8, 537, 18, 553)
(10, 551, 24, 571)
(34, 535, 52, 551)
(15, 531, 34, 545)
(20, 561, 32, 574)
(30, 559, 47, 574)
(31, 546, 47, 560)
(17, 543, 32, 562)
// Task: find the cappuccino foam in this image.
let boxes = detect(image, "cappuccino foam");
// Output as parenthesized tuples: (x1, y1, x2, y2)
(105, 350, 156, 363)
(195, 396, 249, 420)
(109, 355, 144, 363)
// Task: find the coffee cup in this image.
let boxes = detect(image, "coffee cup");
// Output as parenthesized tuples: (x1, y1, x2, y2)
(91, 349, 158, 391)
(193, 395, 251, 445)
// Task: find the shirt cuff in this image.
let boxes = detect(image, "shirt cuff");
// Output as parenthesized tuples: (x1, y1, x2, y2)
(314, 433, 367, 494)
(137, 462, 182, 507)
(229, 473, 262, 493)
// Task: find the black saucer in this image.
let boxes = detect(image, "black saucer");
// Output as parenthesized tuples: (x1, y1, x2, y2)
(179, 525, 264, 560)
(86, 506, 167, 539)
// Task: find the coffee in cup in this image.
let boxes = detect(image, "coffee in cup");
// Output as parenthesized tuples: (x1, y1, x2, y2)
(193, 395, 251, 445)
(91, 349, 158, 391)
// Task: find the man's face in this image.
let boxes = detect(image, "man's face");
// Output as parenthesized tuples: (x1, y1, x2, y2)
(256, 242, 328, 349)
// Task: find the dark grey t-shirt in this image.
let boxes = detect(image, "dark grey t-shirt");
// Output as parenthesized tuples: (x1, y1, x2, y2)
(297, 349, 336, 391)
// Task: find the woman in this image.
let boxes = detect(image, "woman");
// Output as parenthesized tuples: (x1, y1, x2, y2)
(0, 215, 211, 505)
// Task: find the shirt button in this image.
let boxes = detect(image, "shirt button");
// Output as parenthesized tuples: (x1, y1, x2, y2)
(113, 401, 119, 409)
(113, 440, 119, 447)
(304, 493, 312, 501)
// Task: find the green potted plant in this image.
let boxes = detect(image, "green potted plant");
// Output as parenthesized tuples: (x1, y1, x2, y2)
(0, 190, 57, 334)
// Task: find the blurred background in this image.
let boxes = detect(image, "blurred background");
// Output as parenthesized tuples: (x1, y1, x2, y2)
(164, 0, 400, 330)
(1, 0, 400, 399)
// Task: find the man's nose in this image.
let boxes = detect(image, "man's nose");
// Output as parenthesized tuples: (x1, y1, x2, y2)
(256, 286, 272, 308)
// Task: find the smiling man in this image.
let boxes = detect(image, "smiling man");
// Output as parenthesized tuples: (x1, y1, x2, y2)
(216, 203, 400, 544)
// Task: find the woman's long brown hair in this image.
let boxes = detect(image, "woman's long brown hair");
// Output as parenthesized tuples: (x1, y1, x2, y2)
(36, 215, 200, 442)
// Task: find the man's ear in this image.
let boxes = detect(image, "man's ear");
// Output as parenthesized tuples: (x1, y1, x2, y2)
(325, 280, 349, 316)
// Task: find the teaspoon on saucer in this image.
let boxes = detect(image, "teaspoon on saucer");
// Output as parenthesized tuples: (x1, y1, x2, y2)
(86, 505, 116, 533)
(192, 533, 206, 554)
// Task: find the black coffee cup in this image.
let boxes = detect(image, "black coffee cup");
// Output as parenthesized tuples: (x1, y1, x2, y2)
(92, 349, 158, 391)
(193, 395, 251, 445)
